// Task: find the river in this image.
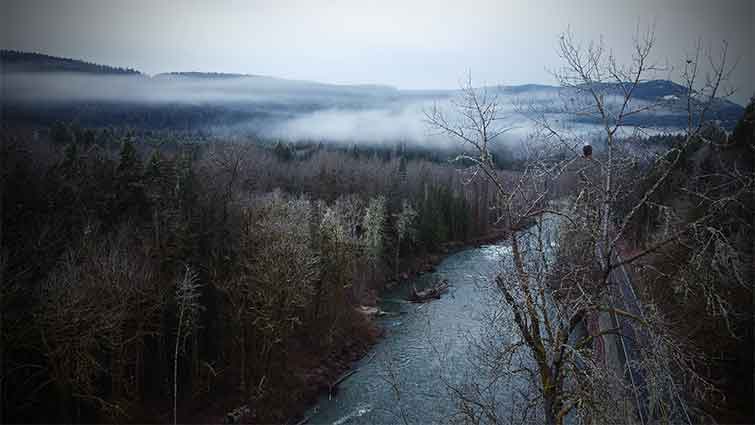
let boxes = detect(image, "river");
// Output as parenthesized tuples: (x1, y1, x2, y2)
(304, 240, 530, 424)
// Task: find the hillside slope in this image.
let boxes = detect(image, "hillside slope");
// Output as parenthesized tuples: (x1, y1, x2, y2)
(1, 50, 140, 75)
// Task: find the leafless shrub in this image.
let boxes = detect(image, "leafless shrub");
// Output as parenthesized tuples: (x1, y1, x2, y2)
(38, 227, 163, 421)
(173, 265, 202, 425)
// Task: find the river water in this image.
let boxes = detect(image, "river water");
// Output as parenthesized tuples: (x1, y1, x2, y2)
(305, 240, 527, 425)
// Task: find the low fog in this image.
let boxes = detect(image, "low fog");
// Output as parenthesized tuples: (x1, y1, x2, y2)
(2, 72, 402, 106)
(2, 71, 717, 147)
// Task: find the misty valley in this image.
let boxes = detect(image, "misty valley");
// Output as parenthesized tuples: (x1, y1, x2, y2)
(1, 12, 753, 425)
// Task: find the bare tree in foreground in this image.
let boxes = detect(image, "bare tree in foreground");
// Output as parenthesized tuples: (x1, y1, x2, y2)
(427, 75, 623, 424)
(425, 26, 747, 424)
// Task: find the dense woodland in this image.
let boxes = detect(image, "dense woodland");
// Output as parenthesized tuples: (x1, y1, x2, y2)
(1, 124, 506, 423)
(616, 103, 754, 421)
(2, 101, 753, 423)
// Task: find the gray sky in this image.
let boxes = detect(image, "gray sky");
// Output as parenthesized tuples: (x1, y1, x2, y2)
(2, 0, 752, 104)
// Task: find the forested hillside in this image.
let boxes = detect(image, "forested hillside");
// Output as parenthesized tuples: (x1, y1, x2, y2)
(0, 126, 504, 423)
(1, 50, 140, 75)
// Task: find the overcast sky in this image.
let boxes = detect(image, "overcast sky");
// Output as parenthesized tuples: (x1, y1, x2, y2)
(2, 0, 752, 104)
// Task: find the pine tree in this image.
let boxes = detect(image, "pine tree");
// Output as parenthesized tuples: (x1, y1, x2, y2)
(50, 122, 73, 145)
(115, 138, 146, 219)
(393, 199, 417, 279)
(117, 139, 141, 177)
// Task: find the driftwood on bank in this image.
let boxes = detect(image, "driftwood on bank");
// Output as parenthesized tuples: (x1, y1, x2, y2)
(329, 369, 357, 399)
(355, 305, 405, 320)
(224, 405, 251, 424)
(295, 369, 358, 424)
(407, 279, 450, 303)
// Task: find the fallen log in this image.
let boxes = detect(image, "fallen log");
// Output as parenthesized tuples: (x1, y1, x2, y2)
(407, 280, 449, 303)
(329, 369, 358, 399)
(224, 405, 251, 424)
(355, 305, 380, 318)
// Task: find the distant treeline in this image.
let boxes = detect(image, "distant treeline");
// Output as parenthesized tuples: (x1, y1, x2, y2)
(39, 121, 530, 169)
(2, 101, 277, 131)
(1, 50, 140, 75)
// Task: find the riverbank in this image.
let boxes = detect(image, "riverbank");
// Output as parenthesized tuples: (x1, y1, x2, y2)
(194, 230, 509, 424)
(284, 229, 509, 424)
(392, 230, 508, 286)
(191, 313, 381, 424)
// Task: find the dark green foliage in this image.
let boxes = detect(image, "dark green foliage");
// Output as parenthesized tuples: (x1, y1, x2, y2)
(272, 140, 294, 161)
(114, 139, 148, 220)
(416, 184, 471, 250)
(50, 122, 74, 145)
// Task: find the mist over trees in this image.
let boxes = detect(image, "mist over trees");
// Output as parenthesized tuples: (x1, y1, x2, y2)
(0, 21, 752, 425)
(2, 50, 745, 149)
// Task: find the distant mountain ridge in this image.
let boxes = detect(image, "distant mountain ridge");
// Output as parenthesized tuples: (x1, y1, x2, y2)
(155, 71, 261, 79)
(1, 50, 140, 75)
(152, 70, 399, 94)
(1, 50, 745, 132)
(614, 79, 687, 101)
(1, 49, 744, 105)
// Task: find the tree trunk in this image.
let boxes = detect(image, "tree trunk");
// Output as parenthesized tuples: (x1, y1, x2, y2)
(174, 308, 184, 425)
(543, 391, 560, 425)
(602, 133, 613, 272)
(395, 243, 401, 281)
(239, 319, 246, 393)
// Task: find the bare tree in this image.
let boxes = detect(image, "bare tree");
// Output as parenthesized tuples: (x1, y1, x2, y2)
(202, 142, 253, 226)
(427, 75, 600, 424)
(173, 265, 202, 425)
(544, 29, 745, 421)
(243, 191, 320, 390)
(217, 191, 319, 396)
(424, 27, 744, 424)
(38, 228, 163, 422)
